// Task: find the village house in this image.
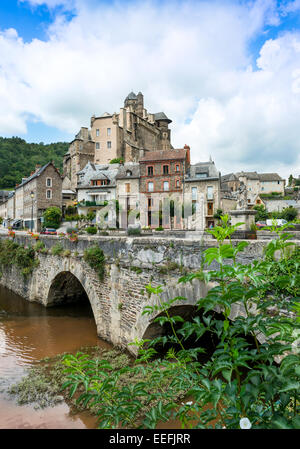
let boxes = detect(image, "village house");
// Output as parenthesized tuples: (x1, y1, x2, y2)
(221, 171, 285, 196)
(116, 163, 140, 229)
(184, 159, 221, 229)
(14, 163, 62, 231)
(139, 146, 190, 229)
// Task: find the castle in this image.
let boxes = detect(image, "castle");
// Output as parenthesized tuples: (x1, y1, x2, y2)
(63, 92, 173, 189)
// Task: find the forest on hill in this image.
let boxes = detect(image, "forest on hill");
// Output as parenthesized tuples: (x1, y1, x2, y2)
(0, 137, 69, 189)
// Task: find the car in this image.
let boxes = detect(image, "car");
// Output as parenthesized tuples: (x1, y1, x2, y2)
(255, 221, 266, 228)
(40, 228, 57, 235)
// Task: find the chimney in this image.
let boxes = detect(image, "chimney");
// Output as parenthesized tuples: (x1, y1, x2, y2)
(184, 144, 190, 150)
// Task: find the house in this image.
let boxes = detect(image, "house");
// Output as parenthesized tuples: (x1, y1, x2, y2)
(14, 163, 62, 231)
(221, 171, 285, 196)
(76, 161, 120, 226)
(116, 163, 140, 229)
(139, 146, 190, 228)
(184, 159, 221, 229)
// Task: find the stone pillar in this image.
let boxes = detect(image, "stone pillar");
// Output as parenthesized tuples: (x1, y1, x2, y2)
(230, 209, 257, 239)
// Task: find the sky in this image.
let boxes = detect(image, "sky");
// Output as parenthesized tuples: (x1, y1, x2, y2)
(0, 0, 300, 179)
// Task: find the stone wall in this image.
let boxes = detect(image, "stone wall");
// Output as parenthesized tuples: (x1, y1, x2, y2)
(0, 234, 298, 354)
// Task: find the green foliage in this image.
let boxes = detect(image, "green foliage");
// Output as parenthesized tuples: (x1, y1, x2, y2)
(43, 207, 62, 227)
(60, 216, 300, 429)
(51, 243, 64, 256)
(213, 209, 223, 220)
(0, 137, 68, 189)
(109, 158, 124, 164)
(127, 227, 141, 236)
(86, 226, 97, 235)
(253, 205, 268, 222)
(83, 246, 105, 281)
(0, 216, 3, 224)
(0, 239, 39, 278)
(155, 227, 164, 231)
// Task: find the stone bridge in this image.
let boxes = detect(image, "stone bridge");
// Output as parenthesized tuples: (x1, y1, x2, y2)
(0, 233, 298, 354)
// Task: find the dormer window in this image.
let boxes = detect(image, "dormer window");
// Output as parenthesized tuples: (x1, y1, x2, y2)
(126, 170, 132, 177)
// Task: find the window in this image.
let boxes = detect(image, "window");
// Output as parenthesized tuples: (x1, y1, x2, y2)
(148, 198, 153, 207)
(163, 165, 169, 175)
(148, 182, 154, 192)
(163, 181, 169, 191)
(125, 183, 130, 193)
(175, 179, 180, 188)
(196, 173, 208, 178)
(107, 141, 111, 149)
(46, 190, 52, 199)
(107, 128, 111, 136)
(175, 164, 180, 172)
(96, 142, 100, 149)
(147, 166, 154, 176)
(192, 187, 197, 200)
(207, 202, 213, 215)
(207, 186, 214, 200)
(46, 178, 52, 187)
(96, 129, 99, 137)
(126, 170, 132, 177)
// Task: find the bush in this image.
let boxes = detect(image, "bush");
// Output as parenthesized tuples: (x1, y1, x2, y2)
(51, 243, 64, 256)
(44, 222, 60, 229)
(155, 227, 164, 231)
(127, 227, 141, 236)
(43, 207, 62, 227)
(66, 227, 77, 234)
(86, 226, 97, 235)
(83, 246, 105, 280)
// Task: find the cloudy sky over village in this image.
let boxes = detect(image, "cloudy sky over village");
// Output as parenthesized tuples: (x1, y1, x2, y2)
(0, 0, 300, 178)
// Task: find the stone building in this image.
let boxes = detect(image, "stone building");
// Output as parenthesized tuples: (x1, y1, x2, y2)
(116, 163, 140, 229)
(221, 171, 285, 196)
(76, 161, 120, 226)
(14, 163, 62, 231)
(184, 159, 221, 229)
(63, 92, 173, 190)
(139, 146, 190, 228)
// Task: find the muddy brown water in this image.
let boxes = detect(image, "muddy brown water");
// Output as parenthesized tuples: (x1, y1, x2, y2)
(0, 285, 205, 430)
(0, 285, 112, 429)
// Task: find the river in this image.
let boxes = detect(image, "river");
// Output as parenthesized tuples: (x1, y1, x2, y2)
(0, 284, 113, 429)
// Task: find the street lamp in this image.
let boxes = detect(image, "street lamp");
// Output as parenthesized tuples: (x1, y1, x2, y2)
(30, 191, 34, 232)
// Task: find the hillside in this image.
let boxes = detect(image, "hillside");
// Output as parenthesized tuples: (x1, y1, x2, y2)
(0, 137, 69, 189)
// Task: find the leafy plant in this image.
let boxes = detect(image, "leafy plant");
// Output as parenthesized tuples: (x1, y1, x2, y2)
(61, 217, 300, 429)
(83, 246, 105, 281)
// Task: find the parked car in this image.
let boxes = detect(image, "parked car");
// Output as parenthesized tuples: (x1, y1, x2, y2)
(266, 219, 287, 227)
(256, 221, 266, 228)
(40, 228, 57, 235)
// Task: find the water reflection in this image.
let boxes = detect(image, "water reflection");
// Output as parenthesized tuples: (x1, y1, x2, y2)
(0, 285, 110, 429)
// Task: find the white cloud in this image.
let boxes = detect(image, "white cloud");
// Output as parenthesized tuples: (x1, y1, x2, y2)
(0, 0, 300, 178)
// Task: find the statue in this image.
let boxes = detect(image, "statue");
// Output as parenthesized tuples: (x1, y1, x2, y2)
(234, 182, 248, 210)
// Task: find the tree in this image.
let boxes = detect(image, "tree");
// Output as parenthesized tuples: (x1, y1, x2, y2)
(43, 207, 62, 228)
(281, 206, 298, 222)
(288, 174, 294, 186)
(253, 204, 268, 222)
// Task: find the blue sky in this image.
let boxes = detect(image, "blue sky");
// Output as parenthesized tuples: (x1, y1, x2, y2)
(0, 0, 300, 176)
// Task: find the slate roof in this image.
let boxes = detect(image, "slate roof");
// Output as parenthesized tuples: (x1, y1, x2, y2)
(140, 148, 188, 162)
(185, 161, 220, 182)
(116, 163, 140, 179)
(16, 163, 56, 190)
(126, 92, 137, 100)
(154, 112, 172, 123)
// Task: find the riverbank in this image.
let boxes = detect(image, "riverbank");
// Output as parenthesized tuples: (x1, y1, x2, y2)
(8, 345, 187, 428)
